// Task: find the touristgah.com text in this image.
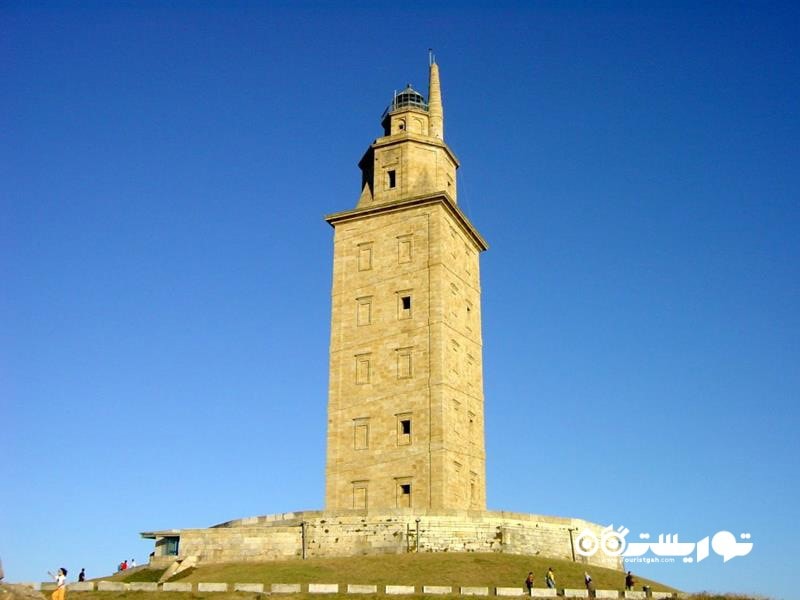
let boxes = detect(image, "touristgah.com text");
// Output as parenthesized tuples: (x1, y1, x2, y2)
(624, 557, 676, 565)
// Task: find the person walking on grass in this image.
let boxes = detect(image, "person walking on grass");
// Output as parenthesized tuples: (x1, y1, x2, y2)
(525, 572, 534, 595)
(545, 567, 555, 589)
(625, 571, 635, 590)
(48, 568, 68, 600)
(584, 572, 595, 598)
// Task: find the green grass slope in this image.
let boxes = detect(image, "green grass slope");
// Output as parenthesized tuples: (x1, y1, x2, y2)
(93, 555, 772, 599)
(113, 553, 673, 592)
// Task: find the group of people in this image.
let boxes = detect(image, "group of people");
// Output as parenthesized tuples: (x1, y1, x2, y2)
(524, 568, 636, 595)
(524, 567, 557, 593)
(585, 570, 637, 596)
(117, 559, 136, 571)
(43, 558, 134, 600)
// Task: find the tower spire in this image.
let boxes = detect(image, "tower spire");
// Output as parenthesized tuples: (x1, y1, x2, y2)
(428, 54, 444, 140)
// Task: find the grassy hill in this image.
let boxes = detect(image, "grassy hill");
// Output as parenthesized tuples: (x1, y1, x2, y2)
(79, 554, 770, 600)
(112, 553, 673, 592)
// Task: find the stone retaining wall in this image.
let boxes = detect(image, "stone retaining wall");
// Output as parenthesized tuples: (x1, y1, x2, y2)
(52, 580, 682, 598)
(148, 509, 621, 571)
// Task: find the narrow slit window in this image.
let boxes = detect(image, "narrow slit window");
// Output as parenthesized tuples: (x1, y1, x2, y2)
(397, 413, 412, 446)
(388, 170, 397, 189)
(398, 292, 412, 320)
(396, 479, 412, 508)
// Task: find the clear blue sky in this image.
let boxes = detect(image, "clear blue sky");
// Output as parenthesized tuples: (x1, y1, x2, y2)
(2, 2, 798, 599)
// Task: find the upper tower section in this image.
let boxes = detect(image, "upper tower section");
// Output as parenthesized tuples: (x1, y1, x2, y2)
(356, 58, 459, 209)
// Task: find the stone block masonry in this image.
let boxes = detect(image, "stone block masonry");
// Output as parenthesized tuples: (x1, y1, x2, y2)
(422, 586, 452, 594)
(66, 582, 95, 591)
(162, 582, 192, 592)
(460, 587, 489, 596)
(197, 583, 228, 592)
(234, 583, 264, 592)
(347, 585, 378, 594)
(41, 579, 680, 598)
(308, 584, 339, 594)
(153, 509, 621, 571)
(272, 583, 302, 593)
(495, 588, 524, 596)
(96, 582, 128, 591)
(325, 61, 487, 514)
(386, 585, 416, 595)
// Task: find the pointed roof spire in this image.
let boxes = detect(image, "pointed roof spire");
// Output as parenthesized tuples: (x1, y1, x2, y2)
(428, 51, 444, 140)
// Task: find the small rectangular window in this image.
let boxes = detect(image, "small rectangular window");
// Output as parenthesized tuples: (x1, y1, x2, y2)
(358, 243, 373, 271)
(353, 482, 368, 509)
(354, 419, 369, 450)
(396, 479, 412, 508)
(357, 296, 372, 326)
(388, 170, 396, 188)
(397, 348, 412, 379)
(397, 413, 412, 446)
(355, 354, 371, 385)
(397, 292, 412, 320)
(397, 235, 412, 263)
(163, 536, 180, 556)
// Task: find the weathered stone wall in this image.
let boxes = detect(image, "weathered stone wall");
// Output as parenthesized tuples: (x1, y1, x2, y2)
(325, 198, 487, 513)
(158, 510, 621, 571)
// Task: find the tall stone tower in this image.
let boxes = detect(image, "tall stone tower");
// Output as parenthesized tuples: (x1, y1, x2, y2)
(142, 60, 620, 574)
(325, 60, 488, 512)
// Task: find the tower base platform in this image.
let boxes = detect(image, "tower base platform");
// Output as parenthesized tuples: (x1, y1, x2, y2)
(142, 509, 621, 573)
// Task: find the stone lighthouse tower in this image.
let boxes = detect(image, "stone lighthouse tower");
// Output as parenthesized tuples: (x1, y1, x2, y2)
(141, 59, 619, 572)
(324, 59, 489, 512)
